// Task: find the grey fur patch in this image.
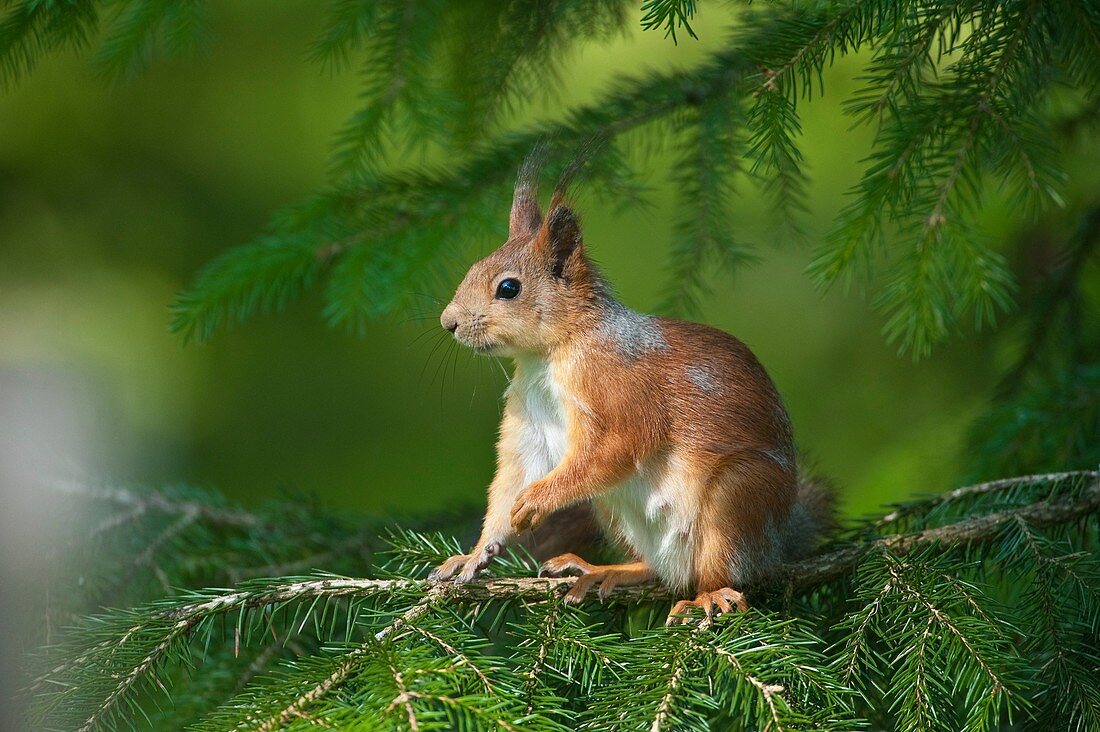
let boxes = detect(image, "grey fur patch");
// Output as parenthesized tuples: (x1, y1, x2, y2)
(600, 302, 667, 358)
(779, 476, 835, 561)
(686, 365, 720, 393)
(728, 520, 782, 585)
(780, 499, 815, 560)
(763, 448, 794, 473)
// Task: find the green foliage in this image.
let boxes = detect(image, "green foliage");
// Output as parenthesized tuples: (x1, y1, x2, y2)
(839, 550, 1028, 731)
(24, 471, 1100, 730)
(3, 0, 1096, 355)
(169, 234, 323, 343)
(661, 88, 757, 315)
(641, 0, 698, 43)
(968, 205, 1100, 479)
(318, 0, 453, 177)
(0, 0, 206, 86)
(93, 0, 208, 80)
(0, 0, 99, 88)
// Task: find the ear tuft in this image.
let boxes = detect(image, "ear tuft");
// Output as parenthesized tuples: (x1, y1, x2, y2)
(509, 184, 542, 237)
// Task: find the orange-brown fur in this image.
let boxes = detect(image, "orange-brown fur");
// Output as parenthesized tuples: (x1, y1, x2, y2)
(430, 171, 833, 620)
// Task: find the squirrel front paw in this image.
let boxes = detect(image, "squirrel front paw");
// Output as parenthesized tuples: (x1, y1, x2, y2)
(510, 483, 557, 533)
(428, 542, 502, 582)
(427, 554, 468, 581)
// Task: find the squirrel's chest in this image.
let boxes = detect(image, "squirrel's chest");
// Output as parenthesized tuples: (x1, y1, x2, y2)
(510, 358, 571, 482)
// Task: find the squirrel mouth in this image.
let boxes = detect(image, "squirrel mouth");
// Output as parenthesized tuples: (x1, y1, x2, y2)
(452, 330, 502, 355)
(470, 340, 503, 355)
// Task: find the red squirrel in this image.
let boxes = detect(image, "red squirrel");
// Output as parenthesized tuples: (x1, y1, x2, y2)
(430, 165, 834, 622)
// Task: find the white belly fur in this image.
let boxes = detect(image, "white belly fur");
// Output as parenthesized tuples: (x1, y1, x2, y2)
(511, 357, 695, 591)
(592, 456, 696, 592)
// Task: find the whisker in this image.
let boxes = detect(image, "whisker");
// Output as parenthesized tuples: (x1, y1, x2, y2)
(471, 352, 481, 408)
(400, 314, 442, 325)
(407, 325, 449, 349)
(448, 337, 461, 407)
(420, 331, 453, 389)
(438, 340, 458, 409)
(408, 292, 445, 306)
(430, 338, 454, 398)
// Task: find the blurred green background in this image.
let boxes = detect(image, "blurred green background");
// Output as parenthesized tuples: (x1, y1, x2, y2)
(0, 2, 1083, 521)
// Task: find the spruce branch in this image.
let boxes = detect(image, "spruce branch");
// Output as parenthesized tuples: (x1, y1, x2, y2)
(649, 644, 688, 732)
(2, 1, 1097, 354)
(28, 470, 1100, 730)
(661, 89, 756, 315)
(998, 203, 1100, 395)
(43, 469, 1100, 626)
(93, 0, 208, 80)
(520, 603, 561, 716)
(870, 469, 1095, 530)
(75, 606, 203, 732)
(169, 42, 754, 341)
(160, 0, 1100, 356)
(784, 469, 1100, 589)
(744, 0, 867, 98)
(697, 642, 786, 730)
(640, 0, 698, 43)
(997, 516, 1100, 728)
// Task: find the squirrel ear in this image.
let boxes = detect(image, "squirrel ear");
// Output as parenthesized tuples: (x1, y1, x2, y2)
(541, 205, 583, 278)
(509, 183, 543, 238)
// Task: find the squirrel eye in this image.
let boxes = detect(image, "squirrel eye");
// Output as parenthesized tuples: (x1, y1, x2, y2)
(495, 278, 521, 300)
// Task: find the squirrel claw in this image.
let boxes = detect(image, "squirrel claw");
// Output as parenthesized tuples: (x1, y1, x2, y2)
(428, 554, 469, 582)
(563, 572, 602, 604)
(430, 544, 502, 583)
(665, 588, 748, 626)
(540, 555, 654, 605)
(510, 483, 556, 533)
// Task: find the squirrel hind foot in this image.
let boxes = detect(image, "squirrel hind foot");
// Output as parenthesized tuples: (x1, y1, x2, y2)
(665, 587, 748, 626)
(538, 555, 655, 604)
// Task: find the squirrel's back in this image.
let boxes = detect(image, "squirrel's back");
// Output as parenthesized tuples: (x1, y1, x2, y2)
(560, 305, 836, 570)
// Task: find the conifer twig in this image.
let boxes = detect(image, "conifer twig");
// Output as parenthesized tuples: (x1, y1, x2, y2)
(650, 651, 687, 732)
(50, 479, 262, 528)
(698, 642, 785, 730)
(872, 469, 1094, 528)
(785, 470, 1099, 589)
(77, 613, 205, 732)
(254, 590, 445, 731)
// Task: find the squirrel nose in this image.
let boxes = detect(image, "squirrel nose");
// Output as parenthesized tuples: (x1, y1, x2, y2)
(440, 306, 459, 333)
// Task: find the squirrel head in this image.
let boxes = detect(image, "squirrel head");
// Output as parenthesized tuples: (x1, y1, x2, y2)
(441, 180, 606, 356)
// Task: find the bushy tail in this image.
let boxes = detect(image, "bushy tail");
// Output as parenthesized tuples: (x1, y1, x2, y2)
(781, 471, 839, 561)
